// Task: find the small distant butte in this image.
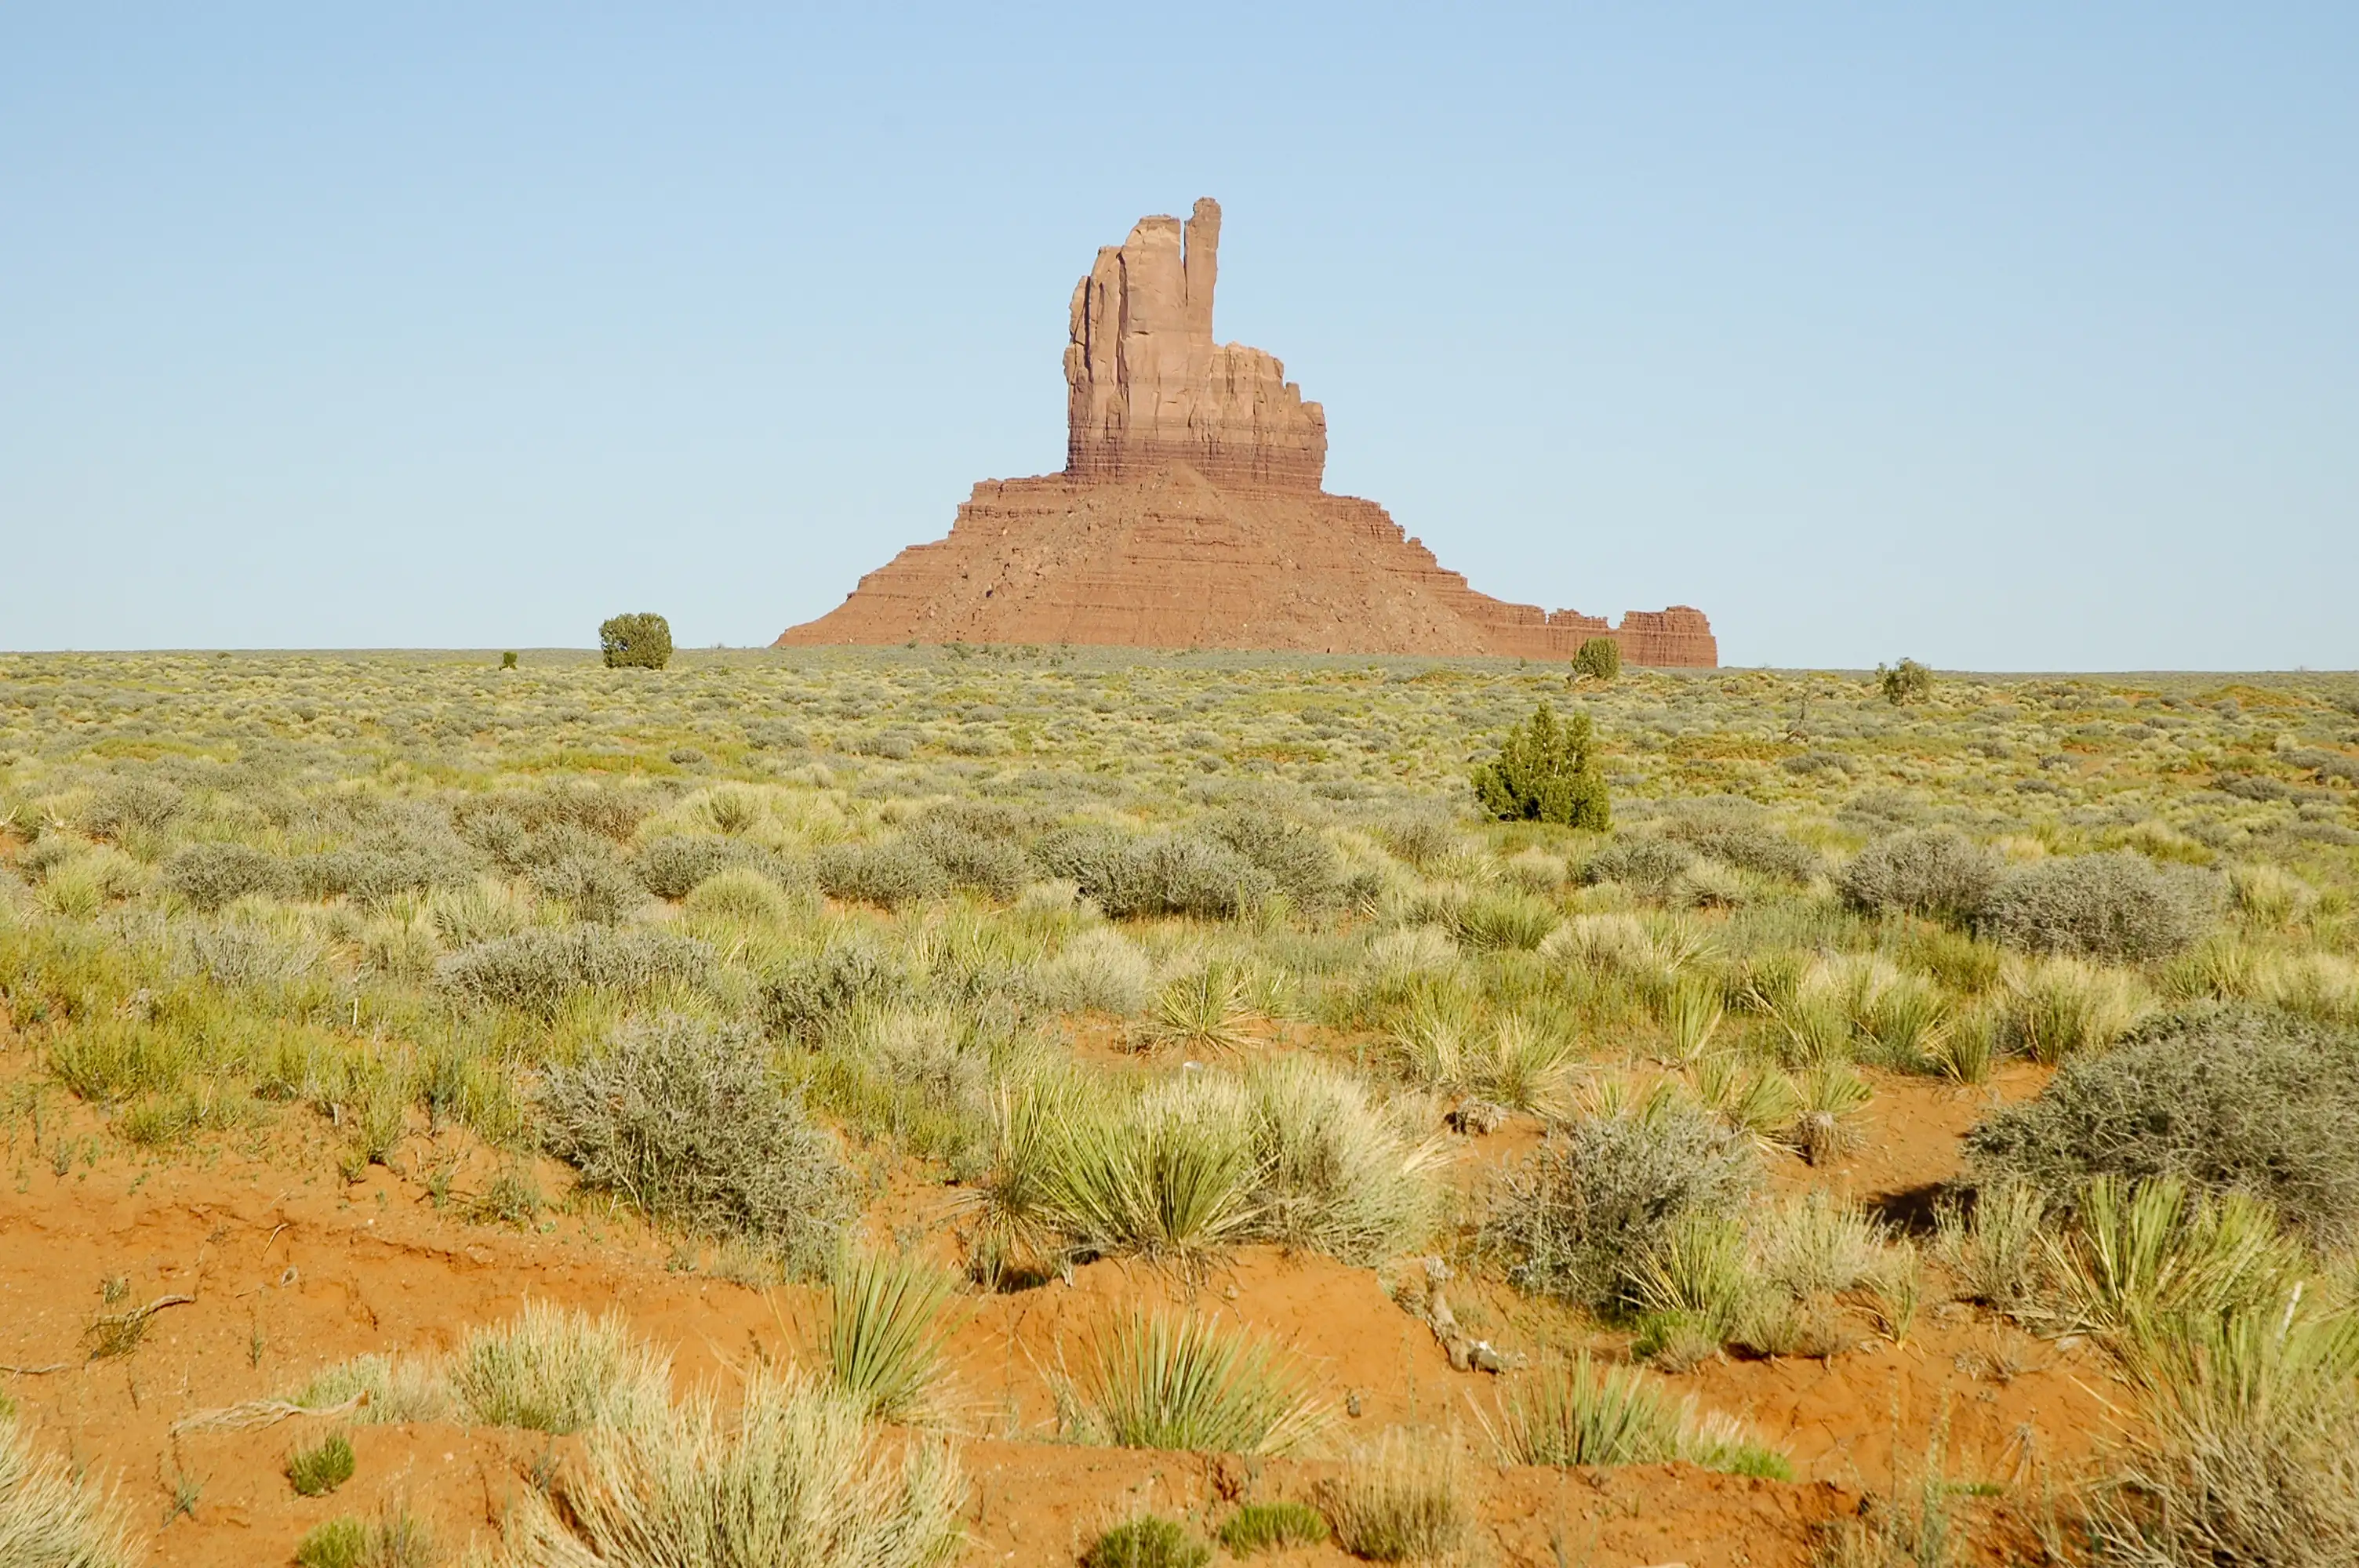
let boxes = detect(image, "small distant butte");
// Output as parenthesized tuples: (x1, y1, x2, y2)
(776, 198, 1716, 666)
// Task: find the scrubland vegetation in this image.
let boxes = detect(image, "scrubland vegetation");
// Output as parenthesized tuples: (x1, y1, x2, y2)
(2, 646, 2357, 1566)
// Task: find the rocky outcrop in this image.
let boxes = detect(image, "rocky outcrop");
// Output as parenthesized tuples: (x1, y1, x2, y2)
(1065, 198, 1327, 491)
(778, 199, 1715, 666)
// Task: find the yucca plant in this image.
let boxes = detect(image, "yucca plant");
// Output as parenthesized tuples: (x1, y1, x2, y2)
(1692, 1054, 1803, 1144)
(1861, 975, 1950, 1070)
(2089, 1295, 2359, 1566)
(1048, 1082, 1265, 1272)
(1630, 1214, 1752, 1348)
(827, 1251, 962, 1422)
(1146, 966, 1256, 1054)
(1479, 1012, 1576, 1110)
(1657, 975, 1725, 1064)
(1790, 1062, 1873, 1165)
(2047, 1175, 2302, 1335)
(1077, 1311, 1326, 1456)
(1386, 994, 1474, 1093)
(1491, 1353, 1790, 1479)
(1999, 956, 2150, 1065)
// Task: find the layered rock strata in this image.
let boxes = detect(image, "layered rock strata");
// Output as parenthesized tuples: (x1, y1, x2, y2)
(777, 198, 1715, 666)
(1064, 198, 1328, 490)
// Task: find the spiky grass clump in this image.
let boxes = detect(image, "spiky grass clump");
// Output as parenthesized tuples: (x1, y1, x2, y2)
(1996, 956, 2151, 1064)
(828, 1253, 961, 1423)
(1217, 1500, 1330, 1555)
(1492, 1353, 1792, 1479)
(293, 1507, 434, 1568)
(1074, 1311, 1326, 1456)
(1935, 1181, 2051, 1315)
(0, 1407, 140, 1568)
(449, 1301, 672, 1435)
(1241, 1056, 1443, 1265)
(1081, 1515, 1211, 1568)
(285, 1430, 357, 1496)
(1038, 1076, 1263, 1272)
(296, 1352, 452, 1424)
(1144, 965, 1256, 1054)
(2045, 1176, 2302, 1335)
(2084, 1299, 2359, 1567)
(492, 1364, 965, 1568)
(1317, 1430, 1467, 1564)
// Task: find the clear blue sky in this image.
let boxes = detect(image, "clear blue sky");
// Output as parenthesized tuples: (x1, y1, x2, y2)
(4, 5, 2353, 668)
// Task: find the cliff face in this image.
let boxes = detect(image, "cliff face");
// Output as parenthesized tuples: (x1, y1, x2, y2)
(1063, 198, 1328, 491)
(778, 198, 1716, 666)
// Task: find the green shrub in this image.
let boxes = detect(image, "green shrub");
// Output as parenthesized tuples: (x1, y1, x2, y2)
(526, 850, 647, 924)
(1977, 851, 2219, 961)
(83, 776, 185, 838)
(294, 1517, 369, 1568)
(1471, 704, 1610, 829)
(1218, 1500, 1330, 1555)
(637, 834, 787, 899)
(1877, 658, 1933, 705)
(1494, 1352, 1791, 1478)
(1964, 1006, 2359, 1245)
(1838, 829, 2001, 922)
(1034, 826, 1276, 920)
(757, 938, 913, 1045)
(1572, 637, 1622, 681)
(294, 1506, 433, 1568)
(1083, 1515, 1211, 1568)
(812, 841, 950, 909)
(285, 1431, 356, 1497)
(500, 650, 518, 670)
(1203, 808, 1345, 911)
(435, 926, 714, 1014)
(540, 1015, 853, 1265)
(1579, 836, 1692, 897)
(598, 612, 673, 670)
(1661, 808, 1817, 883)
(1483, 1105, 1759, 1308)
(161, 841, 295, 911)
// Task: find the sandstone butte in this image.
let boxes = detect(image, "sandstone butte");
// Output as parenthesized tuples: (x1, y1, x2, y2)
(776, 198, 1717, 666)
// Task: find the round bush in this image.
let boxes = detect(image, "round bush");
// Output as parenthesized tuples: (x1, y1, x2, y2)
(1572, 637, 1622, 681)
(434, 926, 713, 1014)
(1837, 829, 2001, 921)
(636, 834, 787, 900)
(540, 1015, 851, 1268)
(1483, 1107, 1759, 1308)
(162, 842, 296, 911)
(1579, 837, 1692, 898)
(598, 612, 672, 670)
(1963, 1005, 2359, 1245)
(1977, 851, 2219, 961)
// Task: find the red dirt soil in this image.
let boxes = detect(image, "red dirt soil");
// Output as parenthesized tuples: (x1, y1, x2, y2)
(1, 1044, 2101, 1568)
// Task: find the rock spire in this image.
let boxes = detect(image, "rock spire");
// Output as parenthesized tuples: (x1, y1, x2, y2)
(776, 198, 1716, 666)
(1064, 198, 1327, 490)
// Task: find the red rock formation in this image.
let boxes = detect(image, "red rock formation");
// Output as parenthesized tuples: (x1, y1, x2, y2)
(778, 199, 1715, 666)
(1065, 198, 1327, 491)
